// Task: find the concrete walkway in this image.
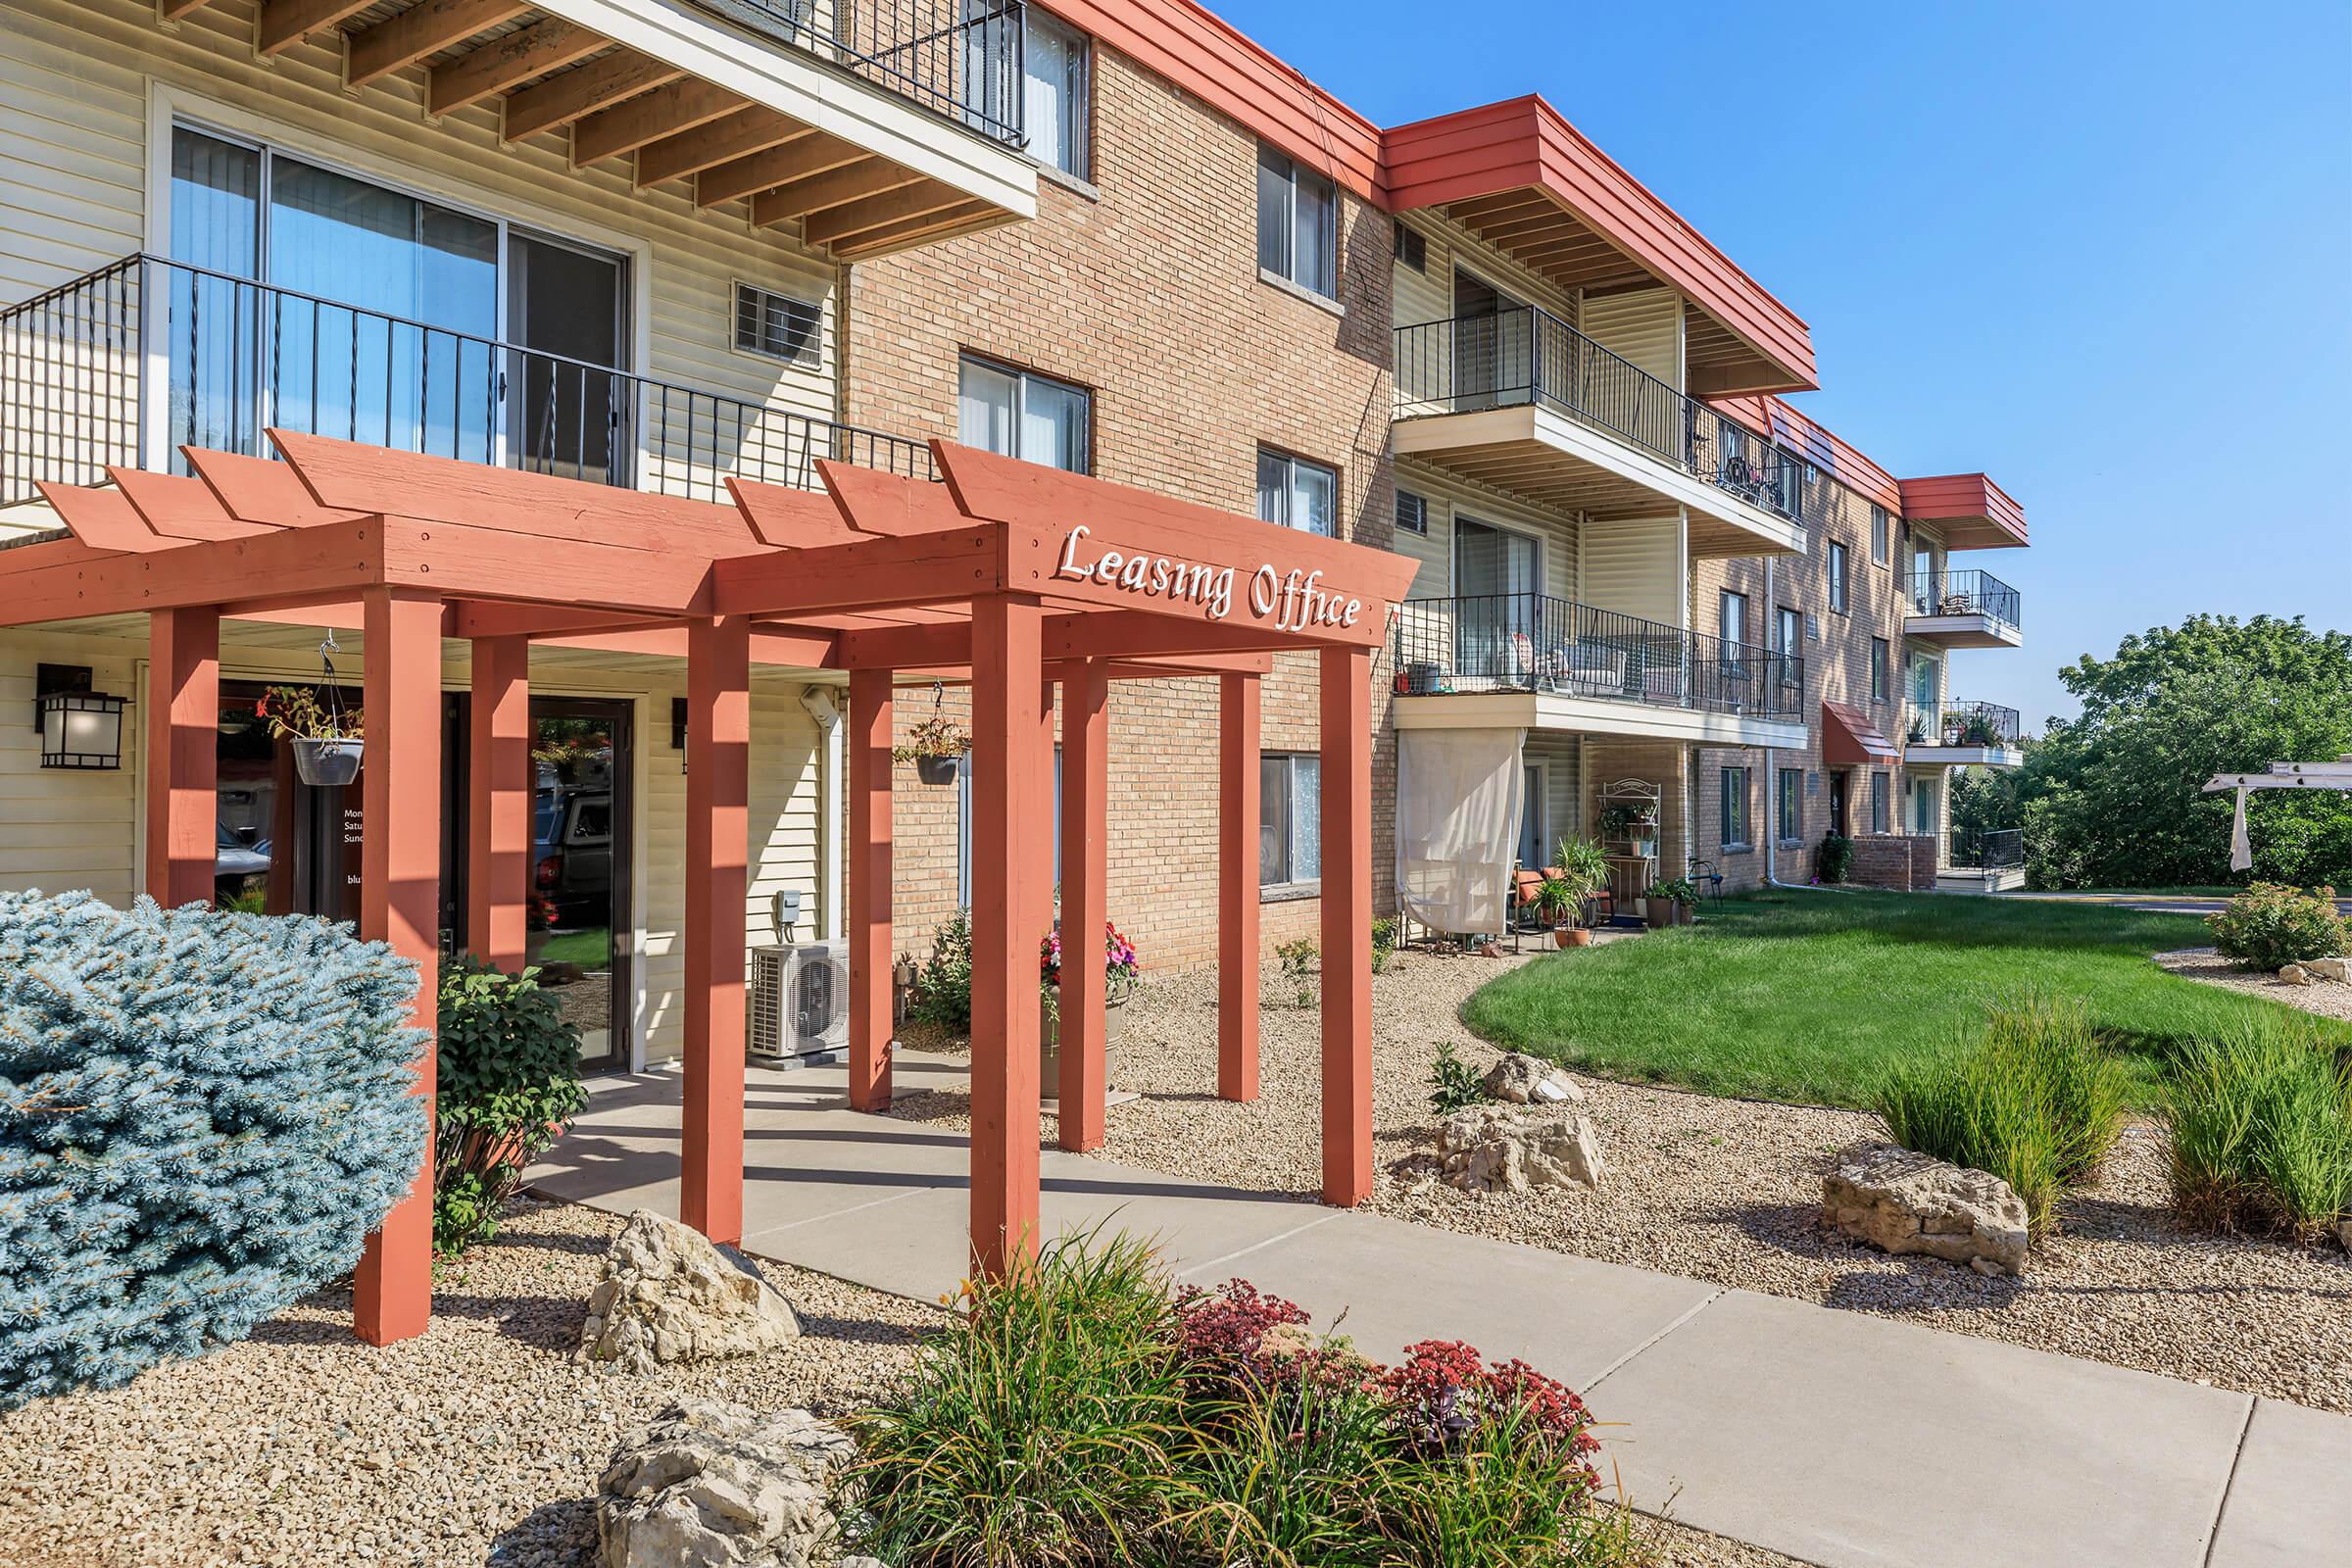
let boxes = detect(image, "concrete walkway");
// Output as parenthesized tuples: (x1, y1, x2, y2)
(528, 1053, 2349, 1568)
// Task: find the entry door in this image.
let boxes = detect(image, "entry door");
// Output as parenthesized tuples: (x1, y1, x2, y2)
(507, 231, 631, 485)
(1517, 763, 1545, 871)
(1828, 770, 1850, 838)
(1451, 270, 1529, 410)
(527, 698, 632, 1071)
(1455, 517, 1541, 684)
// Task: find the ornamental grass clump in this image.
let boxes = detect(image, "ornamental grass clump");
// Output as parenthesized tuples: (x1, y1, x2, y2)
(1874, 995, 2129, 1236)
(2165, 1014, 2352, 1244)
(0, 891, 427, 1409)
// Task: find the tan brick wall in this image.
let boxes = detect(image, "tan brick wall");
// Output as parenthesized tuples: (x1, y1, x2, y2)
(841, 38, 1396, 974)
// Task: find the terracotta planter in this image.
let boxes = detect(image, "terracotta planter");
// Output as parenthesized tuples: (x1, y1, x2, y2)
(1559, 926, 1593, 948)
(291, 737, 363, 787)
(913, 754, 959, 786)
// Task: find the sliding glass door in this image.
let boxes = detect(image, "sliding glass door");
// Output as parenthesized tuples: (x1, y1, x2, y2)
(1454, 517, 1541, 686)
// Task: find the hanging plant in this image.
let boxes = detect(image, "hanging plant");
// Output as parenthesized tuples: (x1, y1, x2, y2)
(893, 684, 970, 784)
(259, 640, 365, 786)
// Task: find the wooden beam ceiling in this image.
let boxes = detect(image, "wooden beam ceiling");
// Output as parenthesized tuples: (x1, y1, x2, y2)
(255, 0, 375, 56)
(347, 0, 531, 89)
(751, 159, 921, 227)
(832, 198, 997, 257)
(803, 180, 975, 247)
(699, 132, 867, 208)
(428, 18, 604, 116)
(636, 110, 808, 189)
(503, 50, 681, 142)
(570, 78, 744, 168)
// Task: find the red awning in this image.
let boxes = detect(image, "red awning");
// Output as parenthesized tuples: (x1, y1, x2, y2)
(1821, 700, 1898, 765)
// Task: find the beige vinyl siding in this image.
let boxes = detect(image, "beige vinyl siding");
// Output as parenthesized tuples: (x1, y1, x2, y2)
(0, 0, 844, 525)
(1578, 514, 1682, 626)
(1392, 211, 1581, 331)
(1522, 732, 1582, 854)
(0, 632, 140, 903)
(1393, 457, 1579, 602)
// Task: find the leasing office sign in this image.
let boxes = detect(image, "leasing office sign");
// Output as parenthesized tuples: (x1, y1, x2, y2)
(1052, 524, 1364, 634)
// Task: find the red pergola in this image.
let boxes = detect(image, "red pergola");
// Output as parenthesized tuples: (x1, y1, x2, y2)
(1, 432, 1416, 1344)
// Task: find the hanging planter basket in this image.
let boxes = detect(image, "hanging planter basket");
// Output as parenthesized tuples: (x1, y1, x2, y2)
(913, 754, 960, 786)
(292, 737, 364, 787)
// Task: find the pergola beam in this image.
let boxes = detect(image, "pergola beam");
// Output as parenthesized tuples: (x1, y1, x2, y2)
(847, 666, 894, 1112)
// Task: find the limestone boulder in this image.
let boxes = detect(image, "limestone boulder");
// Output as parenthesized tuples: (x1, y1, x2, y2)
(2279, 963, 2315, 987)
(1481, 1052, 1587, 1105)
(1822, 1143, 2030, 1278)
(1440, 1103, 1604, 1194)
(598, 1399, 853, 1568)
(579, 1209, 802, 1375)
(2305, 956, 2349, 984)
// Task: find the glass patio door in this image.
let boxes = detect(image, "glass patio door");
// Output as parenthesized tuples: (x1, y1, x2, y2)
(507, 231, 630, 484)
(527, 699, 632, 1072)
(1455, 518, 1540, 686)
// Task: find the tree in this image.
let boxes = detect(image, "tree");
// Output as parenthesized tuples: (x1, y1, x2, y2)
(2012, 615, 2352, 889)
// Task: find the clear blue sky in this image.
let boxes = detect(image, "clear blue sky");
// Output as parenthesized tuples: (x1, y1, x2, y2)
(1214, 0, 2352, 728)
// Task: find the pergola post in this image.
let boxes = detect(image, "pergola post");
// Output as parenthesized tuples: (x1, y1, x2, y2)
(969, 595, 1048, 1276)
(1319, 645, 1373, 1207)
(847, 666, 894, 1112)
(683, 612, 751, 1246)
(353, 587, 444, 1346)
(1217, 671, 1261, 1102)
(466, 635, 531, 971)
(1057, 659, 1109, 1151)
(144, 606, 220, 909)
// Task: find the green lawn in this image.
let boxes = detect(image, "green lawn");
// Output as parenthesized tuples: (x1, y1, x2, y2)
(532, 926, 612, 968)
(1460, 890, 2349, 1110)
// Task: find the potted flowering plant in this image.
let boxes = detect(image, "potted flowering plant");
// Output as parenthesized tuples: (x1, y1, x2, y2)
(1545, 835, 1612, 947)
(257, 685, 364, 786)
(1039, 918, 1143, 1096)
(894, 713, 970, 785)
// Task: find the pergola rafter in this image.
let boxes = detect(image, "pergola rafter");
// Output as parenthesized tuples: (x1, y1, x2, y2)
(0, 432, 1416, 1342)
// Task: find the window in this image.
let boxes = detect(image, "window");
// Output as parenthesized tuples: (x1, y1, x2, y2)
(957, 747, 1064, 906)
(1256, 143, 1336, 298)
(1021, 9, 1090, 178)
(1720, 766, 1750, 849)
(1870, 770, 1890, 834)
(1772, 446, 1804, 517)
(1777, 766, 1802, 845)
(1912, 773, 1936, 834)
(1260, 752, 1322, 889)
(1719, 589, 1748, 649)
(1871, 637, 1890, 703)
(1776, 606, 1802, 656)
(958, 356, 1091, 472)
(1257, 448, 1337, 536)
(1394, 488, 1427, 535)
(734, 282, 819, 364)
(1828, 541, 1849, 614)
(1393, 218, 1427, 272)
(1871, 504, 1891, 565)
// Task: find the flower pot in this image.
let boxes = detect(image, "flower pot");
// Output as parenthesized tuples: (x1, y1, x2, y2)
(1040, 991, 1130, 1099)
(1560, 927, 1592, 948)
(291, 737, 363, 787)
(1674, 902, 1694, 926)
(1643, 897, 1672, 929)
(1631, 835, 1658, 859)
(913, 754, 959, 786)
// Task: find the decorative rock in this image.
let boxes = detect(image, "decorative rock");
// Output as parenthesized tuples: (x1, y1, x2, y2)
(2306, 956, 2349, 984)
(598, 1399, 853, 1568)
(2278, 963, 2315, 986)
(578, 1209, 802, 1375)
(1439, 1103, 1605, 1194)
(1822, 1142, 2030, 1278)
(1481, 1052, 1586, 1105)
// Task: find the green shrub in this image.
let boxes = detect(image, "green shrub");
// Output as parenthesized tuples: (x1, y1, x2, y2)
(1276, 937, 1319, 1007)
(1371, 917, 1397, 974)
(434, 956, 588, 1258)
(2207, 883, 2350, 972)
(1817, 833, 1854, 884)
(1875, 996, 2129, 1236)
(2166, 1014, 2352, 1243)
(912, 908, 976, 1033)
(1427, 1044, 1485, 1115)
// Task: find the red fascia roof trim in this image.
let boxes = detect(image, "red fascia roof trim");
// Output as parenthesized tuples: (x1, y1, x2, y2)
(1899, 473, 2029, 548)
(1710, 395, 1904, 514)
(1379, 95, 1817, 391)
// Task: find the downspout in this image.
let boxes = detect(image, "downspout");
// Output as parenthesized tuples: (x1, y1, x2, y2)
(800, 685, 846, 940)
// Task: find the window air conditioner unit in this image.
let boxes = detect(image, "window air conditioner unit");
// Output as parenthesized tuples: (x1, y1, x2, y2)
(749, 940, 850, 1064)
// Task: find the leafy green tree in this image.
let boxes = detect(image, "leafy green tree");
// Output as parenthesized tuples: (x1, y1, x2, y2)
(2013, 615, 2352, 889)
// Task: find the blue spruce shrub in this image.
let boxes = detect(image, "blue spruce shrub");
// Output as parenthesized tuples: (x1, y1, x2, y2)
(0, 890, 428, 1408)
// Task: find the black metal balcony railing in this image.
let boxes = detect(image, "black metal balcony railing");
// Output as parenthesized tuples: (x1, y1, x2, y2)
(1907, 567, 2023, 632)
(1393, 592, 1804, 722)
(1932, 700, 2022, 748)
(1393, 308, 1819, 529)
(1949, 827, 2024, 870)
(696, 0, 1027, 147)
(0, 253, 934, 510)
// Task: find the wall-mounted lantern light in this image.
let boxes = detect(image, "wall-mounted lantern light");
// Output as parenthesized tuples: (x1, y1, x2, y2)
(34, 663, 127, 770)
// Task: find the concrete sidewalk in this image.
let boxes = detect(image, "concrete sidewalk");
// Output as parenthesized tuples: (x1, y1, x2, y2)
(528, 1054, 2348, 1568)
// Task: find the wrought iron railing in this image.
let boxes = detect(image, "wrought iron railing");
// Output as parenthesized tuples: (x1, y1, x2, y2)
(1949, 826, 2024, 870)
(1394, 308, 1811, 526)
(1906, 567, 2023, 632)
(0, 253, 934, 509)
(691, 0, 1026, 147)
(1393, 592, 1804, 721)
(1933, 701, 2022, 748)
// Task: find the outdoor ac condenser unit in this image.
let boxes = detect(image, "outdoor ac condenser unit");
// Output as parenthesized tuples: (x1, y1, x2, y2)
(748, 941, 850, 1064)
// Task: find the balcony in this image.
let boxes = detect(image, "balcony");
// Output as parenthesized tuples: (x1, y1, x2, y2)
(0, 254, 932, 515)
(1905, 701, 2025, 766)
(1392, 309, 1807, 558)
(1391, 591, 1808, 748)
(1906, 567, 2023, 649)
(699, 0, 1029, 147)
(1941, 826, 2026, 891)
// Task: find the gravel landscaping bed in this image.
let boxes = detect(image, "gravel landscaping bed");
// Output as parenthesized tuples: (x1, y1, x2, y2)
(0, 1197, 936, 1568)
(892, 947, 2352, 1414)
(2155, 946, 2352, 1022)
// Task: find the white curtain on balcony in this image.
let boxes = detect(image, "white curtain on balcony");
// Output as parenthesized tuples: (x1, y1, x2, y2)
(1396, 728, 1525, 937)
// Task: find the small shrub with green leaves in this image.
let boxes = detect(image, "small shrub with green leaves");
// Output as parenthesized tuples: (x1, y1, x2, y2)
(1817, 832, 1854, 884)
(1427, 1044, 1486, 1116)
(434, 956, 589, 1258)
(1276, 937, 1319, 1007)
(1874, 995, 2129, 1236)
(1370, 917, 1397, 975)
(911, 908, 976, 1033)
(2207, 883, 2350, 973)
(2166, 1014, 2352, 1244)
